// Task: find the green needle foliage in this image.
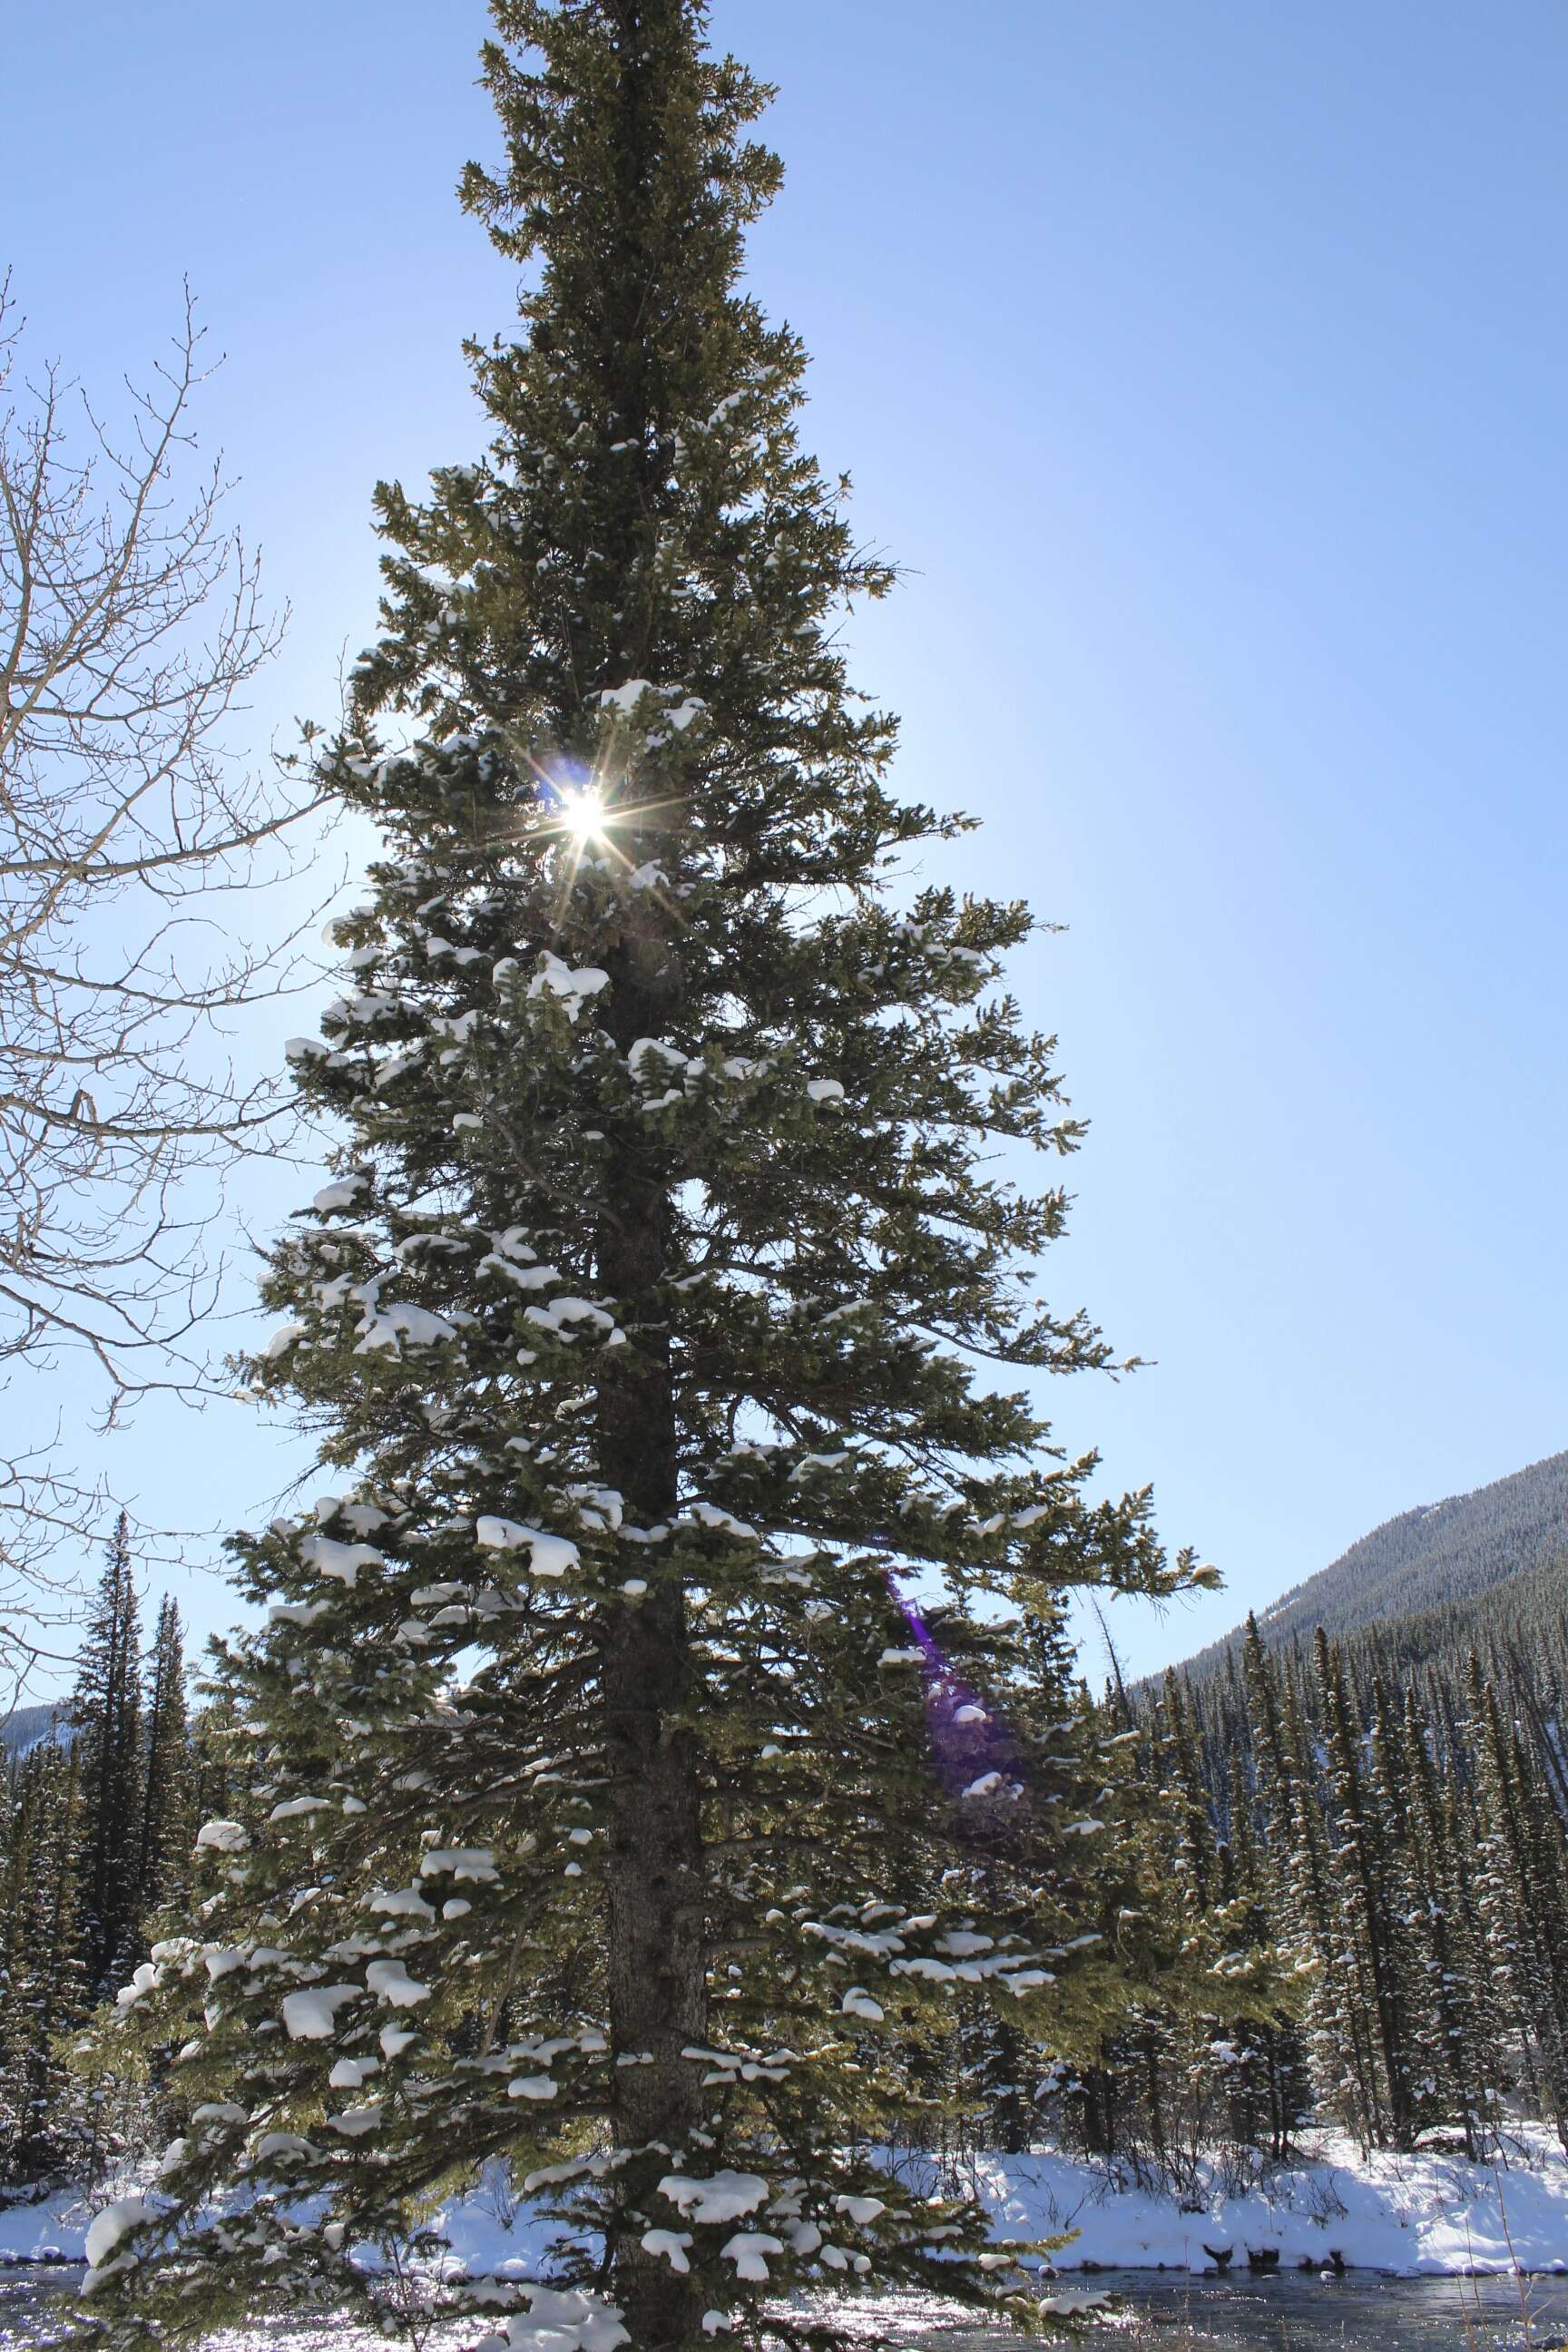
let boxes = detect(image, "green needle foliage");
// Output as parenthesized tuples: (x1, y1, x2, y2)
(90, 5, 1210, 2347)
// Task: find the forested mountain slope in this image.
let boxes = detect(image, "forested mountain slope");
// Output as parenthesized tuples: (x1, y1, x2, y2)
(1180, 1448, 1568, 1681)
(0, 1704, 61, 1759)
(1341, 1547, 1568, 1686)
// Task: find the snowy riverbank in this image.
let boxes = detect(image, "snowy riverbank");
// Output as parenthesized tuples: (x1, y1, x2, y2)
(4, 2133, 1565, 2279)
(914, 2132, 1568, 2277)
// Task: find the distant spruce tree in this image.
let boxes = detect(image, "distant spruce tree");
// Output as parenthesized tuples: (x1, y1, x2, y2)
(1260, 1643, 1373, 2141)
(1360, 1671, 1452, 2148)
(1314, 1632, 1421, 2151)
(96, 5, 1211, 2346)
(1216, 1747, 1309, 2161)
(71, 1514, 144, 2001)
(134, 1598, 195, 1924)
(1465, 1654, 1568, 2150)
(1390, 1682, 1492, 2155)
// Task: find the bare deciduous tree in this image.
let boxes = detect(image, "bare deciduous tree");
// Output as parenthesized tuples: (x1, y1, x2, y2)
(0, 278, 329, 1667)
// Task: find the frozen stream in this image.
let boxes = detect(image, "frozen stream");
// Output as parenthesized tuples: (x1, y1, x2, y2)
(4, 2268, 1568, 2352)
(916, 2269, 1568, 2349)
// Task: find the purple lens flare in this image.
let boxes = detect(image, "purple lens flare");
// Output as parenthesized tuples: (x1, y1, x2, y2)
(890, 1576, 1024, 1804)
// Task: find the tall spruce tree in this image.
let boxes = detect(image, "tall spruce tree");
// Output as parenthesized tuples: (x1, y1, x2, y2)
(134, 1598, 195, 1925)
(72, 1514, 144, 2002)
(1393, 1682, 1490, 2154)
(1272, 1650, 1373, 2141)
(1314, 1632, 1416, 2150)
(95, 6, 1210, 2345)
(1465, 1656, 1568, 2149)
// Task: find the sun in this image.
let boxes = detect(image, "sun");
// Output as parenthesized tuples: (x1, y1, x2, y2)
(559, 786, 609, 843)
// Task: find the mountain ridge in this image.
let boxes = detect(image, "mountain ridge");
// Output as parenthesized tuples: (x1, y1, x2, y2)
(1174, 1446, 1568, 1683)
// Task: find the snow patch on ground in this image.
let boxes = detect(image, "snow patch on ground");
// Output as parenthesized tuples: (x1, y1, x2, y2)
(0, 2188, 94, 2263)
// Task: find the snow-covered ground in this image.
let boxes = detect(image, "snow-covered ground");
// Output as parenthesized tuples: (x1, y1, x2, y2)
(4, 2133, 1565, 2278)
(910, 2132, 1568, 2277)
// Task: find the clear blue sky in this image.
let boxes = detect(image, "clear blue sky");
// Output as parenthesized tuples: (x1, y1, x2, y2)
(6, 0, 1566, 1684)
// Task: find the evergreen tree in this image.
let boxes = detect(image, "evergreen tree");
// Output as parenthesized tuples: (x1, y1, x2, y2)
(1361, 1672, 1448, 2145)
(1393, 1681, 1491, 2154)
(1314, 1632, 1416, 2149)
(134, 1598, 195, 1924)
(1215, 1746, 1308, 2161)
(94, 5, 1210, 2344)
(72, 1514, 144, 2001)
(1270, 1648, 1378, 2142)
(1156, 1670, 1217, 1913)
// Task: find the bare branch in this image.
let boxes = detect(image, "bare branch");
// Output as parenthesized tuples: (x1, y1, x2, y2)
(0, 274, 336, 1641)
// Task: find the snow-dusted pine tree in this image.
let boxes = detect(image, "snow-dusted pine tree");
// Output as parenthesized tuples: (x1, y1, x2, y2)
(72, 1514, 144, 2003)
(94, 5, 1211, 2344)
(135, 1599, 196, 1924)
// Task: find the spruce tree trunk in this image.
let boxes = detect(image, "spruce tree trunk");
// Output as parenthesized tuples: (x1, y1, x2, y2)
(593, 20, 712, 2306)
(598, 938, 707, 2348)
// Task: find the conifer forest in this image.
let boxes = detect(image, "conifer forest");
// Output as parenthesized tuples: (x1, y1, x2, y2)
(2, 2, 1565, 2347)
(6, 1528, 1567, 2237)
